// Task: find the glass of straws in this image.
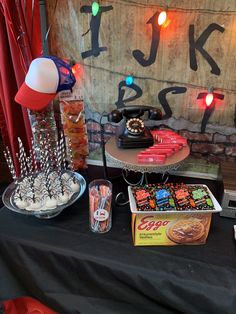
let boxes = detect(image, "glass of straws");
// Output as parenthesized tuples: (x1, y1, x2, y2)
(89, 179, 112, 233)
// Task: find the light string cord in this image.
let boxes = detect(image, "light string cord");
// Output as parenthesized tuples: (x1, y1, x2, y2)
(99, 111, 109, 179)
(65, 61, 235, 94)
(46, 0, 235, 93)
(107, 0, 236, 14)
(43, 0, 58, 53)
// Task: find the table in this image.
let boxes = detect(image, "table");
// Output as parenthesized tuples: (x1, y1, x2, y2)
(220, 162, 236, 218)
(0, 178, 236, 314)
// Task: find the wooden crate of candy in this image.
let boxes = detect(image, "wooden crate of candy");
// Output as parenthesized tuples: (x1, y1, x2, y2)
(128, 183, 222, 246)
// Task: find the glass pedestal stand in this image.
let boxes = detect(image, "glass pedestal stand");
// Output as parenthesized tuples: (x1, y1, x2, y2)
(2, 172, 86, 219)
(105, 137, 190, 206)
(28, 103, 58, 160)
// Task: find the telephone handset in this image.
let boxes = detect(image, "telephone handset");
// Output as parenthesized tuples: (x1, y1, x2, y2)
(108, 105, 162, 149)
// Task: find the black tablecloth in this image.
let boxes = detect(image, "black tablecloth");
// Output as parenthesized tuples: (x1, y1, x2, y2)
(0, 179, 236, 314)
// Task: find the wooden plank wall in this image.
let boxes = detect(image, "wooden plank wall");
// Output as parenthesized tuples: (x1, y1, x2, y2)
(45, 0, 236, 163)
(45, 0, 236, 126)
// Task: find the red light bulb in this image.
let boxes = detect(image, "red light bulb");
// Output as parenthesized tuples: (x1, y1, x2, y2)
(205, 93, 214, 107)
(158, 11, 167, 26)
(72, 63, 80, 80)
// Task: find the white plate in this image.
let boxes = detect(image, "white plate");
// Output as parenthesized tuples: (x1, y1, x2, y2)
(2, 171, 86, 219)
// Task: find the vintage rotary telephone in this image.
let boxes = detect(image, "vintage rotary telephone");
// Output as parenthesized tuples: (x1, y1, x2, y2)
(108, 105, 162, 148)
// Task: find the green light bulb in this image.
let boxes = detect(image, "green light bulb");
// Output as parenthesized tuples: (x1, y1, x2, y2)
(92, 2, 100, 16)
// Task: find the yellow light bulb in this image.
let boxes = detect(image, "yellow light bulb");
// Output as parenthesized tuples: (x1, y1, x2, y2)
(158, 11, 167, 26)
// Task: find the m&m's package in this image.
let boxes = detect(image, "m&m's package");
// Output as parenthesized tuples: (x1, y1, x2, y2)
(154, 187, 176, 211)
(147, 183, 176, 211)
(172, 183, 195, 210)
(132, 186, 154, 211)
(189, 185, 214, 209)
(132, 184, 176, 211)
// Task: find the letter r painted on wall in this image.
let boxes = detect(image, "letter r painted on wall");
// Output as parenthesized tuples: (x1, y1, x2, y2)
(115, 80, 143, 108)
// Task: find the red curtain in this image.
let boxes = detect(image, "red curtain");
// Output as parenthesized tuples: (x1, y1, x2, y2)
(0, 0, 42, 174)
(2, 296, 58, 314)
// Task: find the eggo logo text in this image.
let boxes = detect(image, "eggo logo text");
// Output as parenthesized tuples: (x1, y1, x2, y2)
(137, 216, 170, 231)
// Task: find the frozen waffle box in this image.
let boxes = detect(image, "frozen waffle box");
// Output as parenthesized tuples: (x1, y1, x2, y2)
(128, 183, 222, 246)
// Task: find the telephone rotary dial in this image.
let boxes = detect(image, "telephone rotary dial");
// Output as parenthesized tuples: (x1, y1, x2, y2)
(108, 105, 162, 149)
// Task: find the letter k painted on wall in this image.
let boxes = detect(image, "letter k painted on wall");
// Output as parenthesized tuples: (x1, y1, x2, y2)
(189, 23, 225, 75)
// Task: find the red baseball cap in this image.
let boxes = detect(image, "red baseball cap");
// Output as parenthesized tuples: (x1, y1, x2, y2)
(15, 56, 76, 111)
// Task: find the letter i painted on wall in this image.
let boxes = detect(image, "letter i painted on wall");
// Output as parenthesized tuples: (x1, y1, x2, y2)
(80, 4, 113, 59)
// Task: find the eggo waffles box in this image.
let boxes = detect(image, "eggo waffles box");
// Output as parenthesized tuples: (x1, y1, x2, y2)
(128, 184, 222, 246)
